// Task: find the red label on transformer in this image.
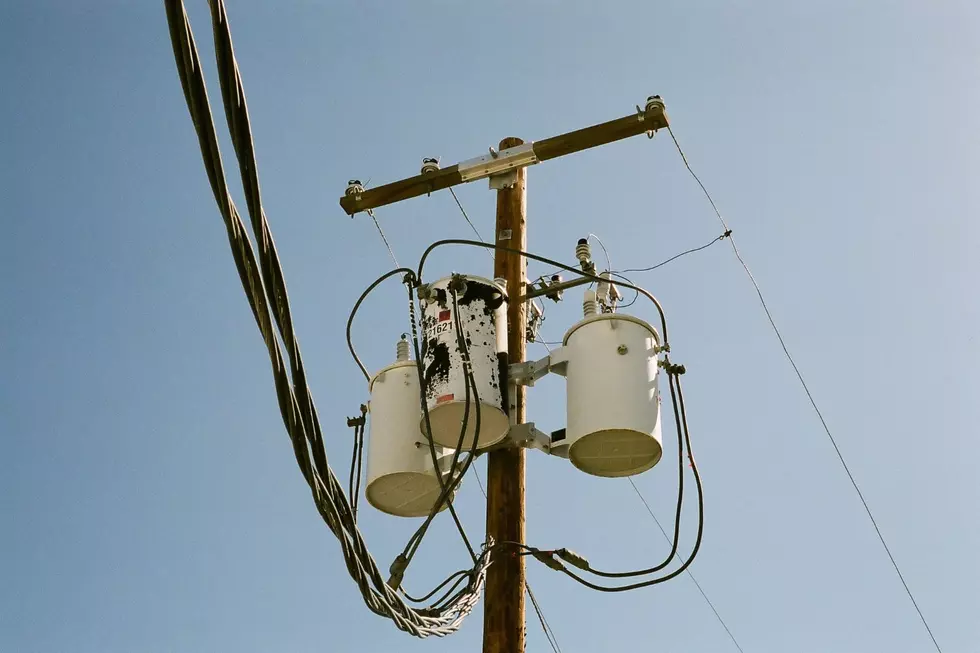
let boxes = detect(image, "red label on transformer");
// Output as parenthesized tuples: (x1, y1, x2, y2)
(436, 393, 454, 404)
(439, 310, 451, 322)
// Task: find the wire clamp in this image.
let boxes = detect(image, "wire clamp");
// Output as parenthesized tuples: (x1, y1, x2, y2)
(346, 404, 367, 428)
(387, 553, 409, 590)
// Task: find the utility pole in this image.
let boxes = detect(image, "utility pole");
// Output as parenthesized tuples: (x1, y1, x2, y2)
(340, 95, 669, 653)
(484, 137, 528, 653)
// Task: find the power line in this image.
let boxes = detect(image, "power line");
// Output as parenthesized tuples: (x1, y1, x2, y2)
(615, 231, 729, 274)
(449, 188, 488, 243)
(368, 210, 399, 267)
(666, 125, 943, 653)
(448, 187, 496, 267)
(627, 478, 745, 653)
(587, 233, 612, 271)
(527, 584, 563, 653)
(164, 0, 490, 636)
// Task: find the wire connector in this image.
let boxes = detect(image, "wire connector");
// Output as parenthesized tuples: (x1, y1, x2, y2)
(556, 548, 590, 571)
(387, 553, 409, 590)
(449, 273, 468, 295)
(346, 404, 368, 428)
(660, 361, 686, 376)
(531, 550, 566, 572)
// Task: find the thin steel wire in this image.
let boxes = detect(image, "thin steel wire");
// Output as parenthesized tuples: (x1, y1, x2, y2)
(448, 187, 494, 264)
(473, 468, 561, 653)
(667, 124, 942, 653)
(627, 478, 744, 653)
(369, 210, 399, 266)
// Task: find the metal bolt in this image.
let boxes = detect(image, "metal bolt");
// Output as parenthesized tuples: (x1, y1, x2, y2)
(617, 344, 628, 355)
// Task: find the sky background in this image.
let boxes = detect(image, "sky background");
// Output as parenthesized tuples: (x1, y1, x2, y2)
(2, 1, 979, 652)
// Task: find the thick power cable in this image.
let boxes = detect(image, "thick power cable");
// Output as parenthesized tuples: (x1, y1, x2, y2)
(666, 126, 943, 652)
(628, 478, 745, 653)
(164, 0, 488, 636)
(402, 570, 471, 604)
(345, 269, 479, 563)
(582, 374, 686, 578)
(416, 239, 710, 587)
(346, 267, 416, 383)
(549, 371, 704, 592)
(401, 284, 481, 566)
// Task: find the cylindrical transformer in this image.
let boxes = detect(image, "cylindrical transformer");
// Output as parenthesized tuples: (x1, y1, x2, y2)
(561, 313, 663, 477)
(366, 356, 453, 518)
(420, 275, 509, 451)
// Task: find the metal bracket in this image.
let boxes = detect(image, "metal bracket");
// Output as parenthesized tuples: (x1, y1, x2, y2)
(508, 349, 567, 387)
(507, 422, 552, 453)
(521, 275, 592, 302)
(459, 142, 539, 186)
(489, 168, 519, 190)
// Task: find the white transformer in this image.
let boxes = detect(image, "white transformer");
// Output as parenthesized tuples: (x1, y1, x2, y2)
(559, 312, 663, 478)
(419, 275, 510, 451)
(365, 338, 453, 517)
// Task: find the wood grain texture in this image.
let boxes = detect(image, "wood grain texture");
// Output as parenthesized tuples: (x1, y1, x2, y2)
(337, 105, 668, 215)
(483, 136, 527, 653)
(338, 166, 463, 215)
(533, 107, 669, 162)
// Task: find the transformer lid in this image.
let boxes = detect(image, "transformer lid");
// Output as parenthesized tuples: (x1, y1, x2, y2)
(562, 313, 660, 347)
(366, 471, 451, 518)
(369, 359, 418, 392)
(569, 428, 663, 478)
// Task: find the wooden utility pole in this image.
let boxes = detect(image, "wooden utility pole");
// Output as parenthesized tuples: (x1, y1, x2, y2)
(339, 95, 668, 651)
(484, 137, 528, 653)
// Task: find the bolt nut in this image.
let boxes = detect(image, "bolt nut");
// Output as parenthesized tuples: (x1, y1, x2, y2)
(617, 344, 629, 355)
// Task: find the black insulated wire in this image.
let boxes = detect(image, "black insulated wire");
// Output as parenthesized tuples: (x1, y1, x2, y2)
(165, 0, 490, 636)
(614, 232, 729, 275)
(402, 284, 483, 565)
(346, 267, 416, 383)
(576, 361, 686, 578)
(403, 283, 479, 565)
(553, 371, 705, 592)
(415, 239, 670, 343)
(418, 239, 711, 584)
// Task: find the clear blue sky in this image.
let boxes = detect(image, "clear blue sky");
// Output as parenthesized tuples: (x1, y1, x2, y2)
(2, 1, 978, 651)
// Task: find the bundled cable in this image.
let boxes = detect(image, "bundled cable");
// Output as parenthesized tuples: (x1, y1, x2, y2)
(163, 0, 490, 637)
